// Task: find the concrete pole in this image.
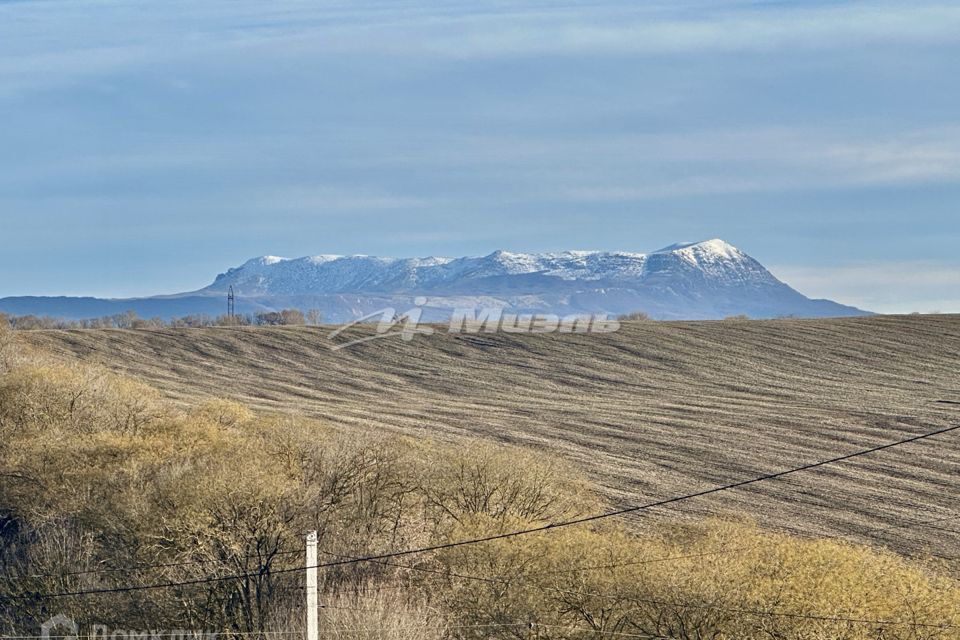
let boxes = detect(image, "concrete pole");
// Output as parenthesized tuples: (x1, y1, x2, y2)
(305, 531, 318, 640)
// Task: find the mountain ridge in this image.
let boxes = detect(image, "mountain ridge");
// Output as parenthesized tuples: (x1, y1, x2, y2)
(0, 239, 870, 321)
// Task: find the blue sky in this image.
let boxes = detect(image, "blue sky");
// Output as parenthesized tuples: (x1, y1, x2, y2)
(0, 0, 958, 313)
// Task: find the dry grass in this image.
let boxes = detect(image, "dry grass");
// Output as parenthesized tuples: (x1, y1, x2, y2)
(21, 314, 960, 558)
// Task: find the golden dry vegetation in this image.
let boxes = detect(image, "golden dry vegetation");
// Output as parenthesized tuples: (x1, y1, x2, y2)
(3, 315, 960, 638)
(22, 314, 960, 555)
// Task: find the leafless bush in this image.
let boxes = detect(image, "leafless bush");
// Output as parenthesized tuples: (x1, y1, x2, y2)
(420, 440, 599, 531)
(255, 309, 307, 326)
(0, 320, 16, 372)
(616, 311, 650, 321)
(271, 588, 448, 640)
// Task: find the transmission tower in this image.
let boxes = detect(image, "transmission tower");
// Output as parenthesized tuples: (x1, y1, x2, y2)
(227, 285, 235, 319)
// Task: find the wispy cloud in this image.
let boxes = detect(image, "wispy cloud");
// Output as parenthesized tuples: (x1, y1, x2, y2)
(369, 2, 960, 58)
(2, 0, 960, 87)
(253, 186, 435, 213)
(772, 262, 960, 314)
(435, 125, 960, 201)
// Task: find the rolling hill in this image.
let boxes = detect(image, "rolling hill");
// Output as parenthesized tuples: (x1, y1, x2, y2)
(22, 313, 960, 559)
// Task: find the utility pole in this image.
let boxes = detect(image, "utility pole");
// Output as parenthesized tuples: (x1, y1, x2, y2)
(306, 531, 318, 640)
(227, 285, 236, 320)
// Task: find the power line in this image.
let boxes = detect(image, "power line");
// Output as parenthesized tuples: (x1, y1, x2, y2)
(263, 423, 960, 573)
(9, 505, 958, 585)
(301, 546, 761, 592)
(7, 402, 958, 584)
(20, 423, 959, 600)
(524, 509, 960, 579)
(289, 506, 960, 598)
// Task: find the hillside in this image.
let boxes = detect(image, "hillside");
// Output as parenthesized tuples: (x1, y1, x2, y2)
(23, 314, 960, 558)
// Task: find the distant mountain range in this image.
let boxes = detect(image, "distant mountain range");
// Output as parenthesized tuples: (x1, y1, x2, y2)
(0, 239, 869, 322)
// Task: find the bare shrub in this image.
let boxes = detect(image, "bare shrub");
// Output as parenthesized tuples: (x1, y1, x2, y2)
(420, 440, 601, 532)
(0, 364, 161, 436)
(324, 590, 448, 640)
(0, 320, 17, 372)
(254, 309, 307, 326)
(190, 398, 254, 427)
(268, 587, 447, 640)
(439, 517, 960, 640)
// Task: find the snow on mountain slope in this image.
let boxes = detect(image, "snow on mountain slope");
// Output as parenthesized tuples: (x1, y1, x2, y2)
(182, 239, 867, 321)
(205, 239, 763, 295)
(0, 240, 871, 321)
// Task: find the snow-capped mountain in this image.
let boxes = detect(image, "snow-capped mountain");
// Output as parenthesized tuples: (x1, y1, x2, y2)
(206, 240, 763, 294)
(0, 240, 869, 321)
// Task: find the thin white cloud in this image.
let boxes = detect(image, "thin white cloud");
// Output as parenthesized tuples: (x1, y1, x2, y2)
(388, 3, 960, 58)
(381, 125, 960, 200)
(253, 186, 434, 213)
(2, 0, 960, 86)
(537, 126, 960, 200)
(8, 124, 960, 204)
(772, 262, 960, 314)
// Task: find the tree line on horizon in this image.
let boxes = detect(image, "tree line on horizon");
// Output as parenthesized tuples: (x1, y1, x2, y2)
(0, 309, 767, 332)
(0, 308, 323, 331)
